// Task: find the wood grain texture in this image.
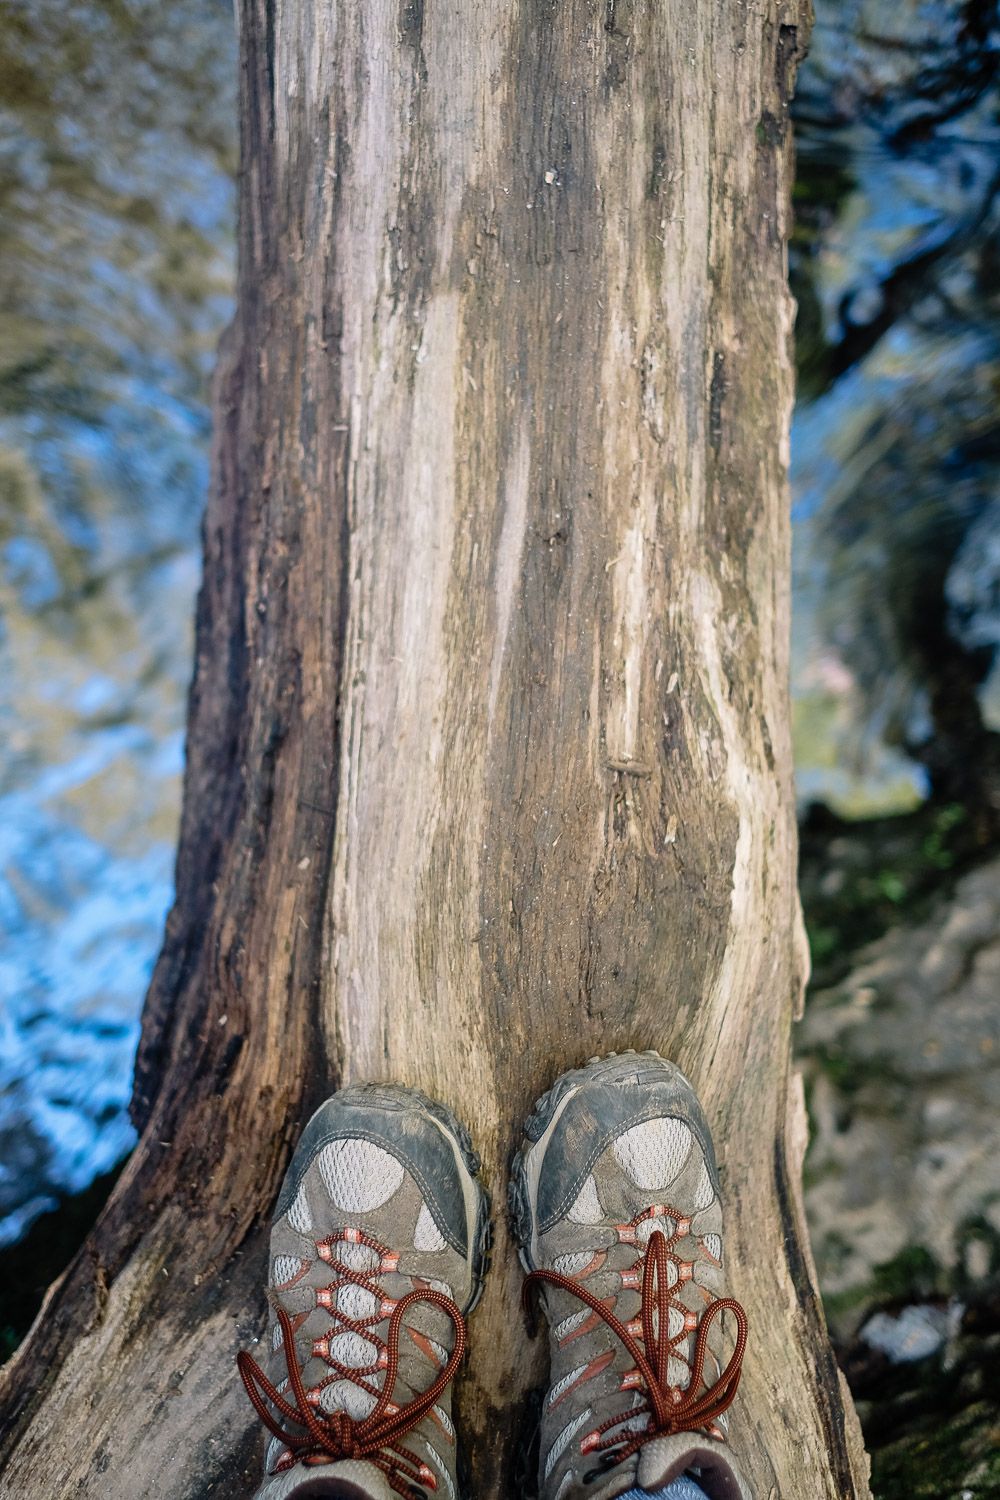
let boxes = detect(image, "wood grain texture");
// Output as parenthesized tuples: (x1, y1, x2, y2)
(0, 2, 871, 1496)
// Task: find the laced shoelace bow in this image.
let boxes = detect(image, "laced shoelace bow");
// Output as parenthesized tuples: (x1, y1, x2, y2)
(524, 1218, 747, 1476)
(238, 1228, 466, 1500)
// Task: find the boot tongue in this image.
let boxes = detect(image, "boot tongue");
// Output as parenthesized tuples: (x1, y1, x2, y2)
(637, 1434, 749, 1500)
(257, 1458, 398, 1500)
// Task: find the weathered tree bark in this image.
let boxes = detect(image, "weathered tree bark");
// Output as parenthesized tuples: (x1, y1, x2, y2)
(0, 2, 871, 1496)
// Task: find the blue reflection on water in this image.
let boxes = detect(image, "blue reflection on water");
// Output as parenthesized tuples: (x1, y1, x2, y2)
(789, 2, 1000, 814)
(0, 0, 236, 1242)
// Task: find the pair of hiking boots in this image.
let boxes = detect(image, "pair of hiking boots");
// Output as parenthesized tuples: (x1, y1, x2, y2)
(238, 1053, 750, 1500)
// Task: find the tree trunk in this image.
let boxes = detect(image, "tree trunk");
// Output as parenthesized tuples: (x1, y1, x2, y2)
(0, 2, 871, 1496)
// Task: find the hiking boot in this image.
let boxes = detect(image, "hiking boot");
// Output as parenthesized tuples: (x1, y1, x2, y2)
(239, 1084, 490, 1500)
(510, 1053, 750, 1500)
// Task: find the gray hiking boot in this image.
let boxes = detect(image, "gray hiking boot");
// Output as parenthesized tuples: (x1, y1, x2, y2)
(510, 1053, 750, 1500)
(238, 1084, 490, 1500)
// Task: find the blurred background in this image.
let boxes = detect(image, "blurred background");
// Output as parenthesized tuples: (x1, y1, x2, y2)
(0, 1, 997, 1495)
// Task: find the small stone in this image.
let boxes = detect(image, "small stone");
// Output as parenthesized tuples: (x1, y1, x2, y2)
(964, 1236, 991, 1281)
(861, 1303, 950, 1363)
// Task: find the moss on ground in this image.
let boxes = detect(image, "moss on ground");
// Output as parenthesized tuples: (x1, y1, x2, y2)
(872, 1401, 1000, 1499)
(866, 1354, 1000, 1500)
(799, 799, 974, 991)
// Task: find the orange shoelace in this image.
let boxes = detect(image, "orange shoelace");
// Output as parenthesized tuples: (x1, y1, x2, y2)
(524, 1213, 747, 1473)
(238, 1226, 465, 1499)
